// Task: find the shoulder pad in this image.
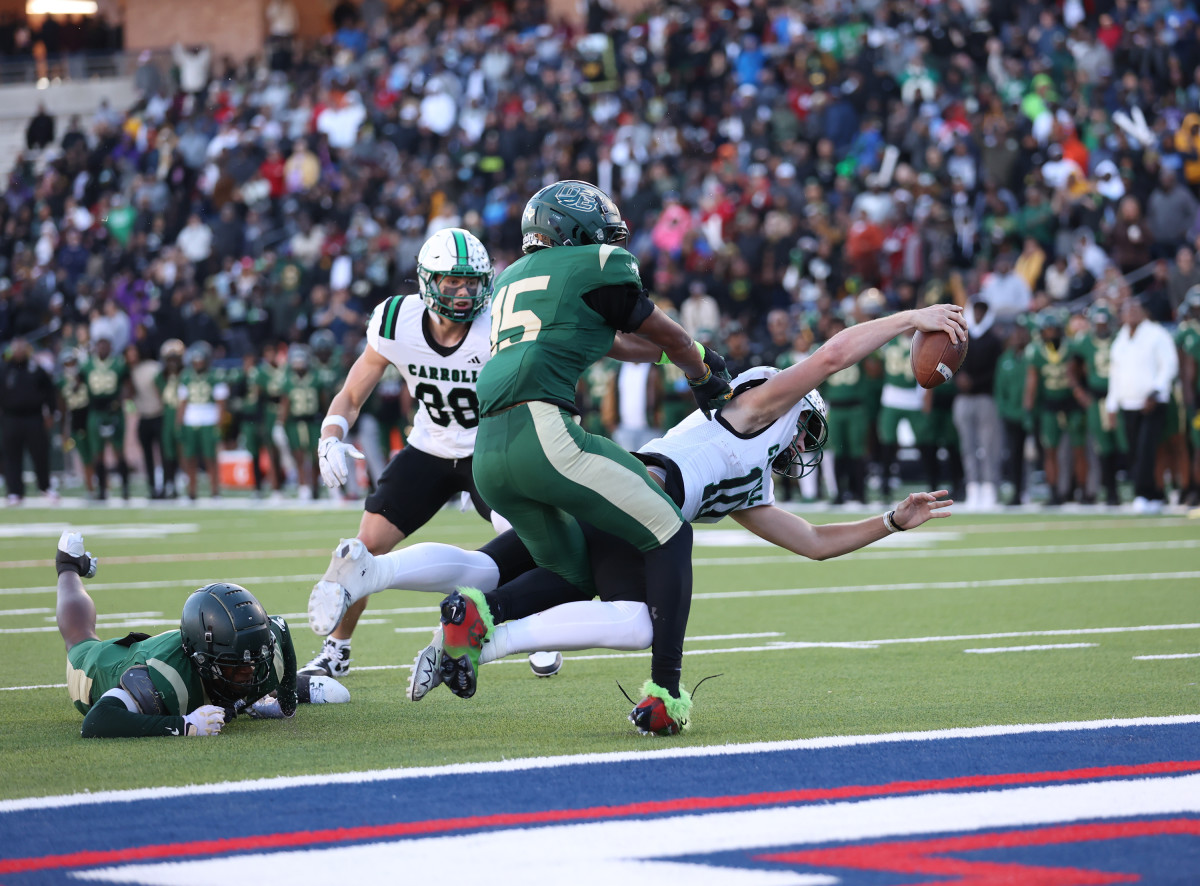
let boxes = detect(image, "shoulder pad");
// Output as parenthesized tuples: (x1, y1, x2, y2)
(119, 665, 167, 715)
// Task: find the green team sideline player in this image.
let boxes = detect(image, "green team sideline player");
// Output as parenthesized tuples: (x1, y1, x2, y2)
(466, 180, 733, 730)
(54, 531, 347, 738)
(57, 349, 95, 496)
(1074, 303, 1125, 506)
(1177, 288, 1200, 506)
(81, 336, 131, 500)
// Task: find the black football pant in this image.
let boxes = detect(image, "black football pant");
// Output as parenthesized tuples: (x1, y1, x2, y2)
(3, 414, 50, 498)
(1122, 404, 1167, 501)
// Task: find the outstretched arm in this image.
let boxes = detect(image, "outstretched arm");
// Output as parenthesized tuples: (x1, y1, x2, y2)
(321, 345, 390, 440)
(730, 491, 953, 561)
(724, 305, 966, 431)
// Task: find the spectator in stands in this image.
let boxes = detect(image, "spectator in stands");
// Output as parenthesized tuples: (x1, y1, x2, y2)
(25, 104, 55, 151)
(1167, 247, 1200, 318)
(1147, 171, 1200, 257)
(1107, 296, 1179, 513)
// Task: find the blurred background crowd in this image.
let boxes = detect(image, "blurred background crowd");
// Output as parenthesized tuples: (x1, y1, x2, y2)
(1, 0, 1198, 511)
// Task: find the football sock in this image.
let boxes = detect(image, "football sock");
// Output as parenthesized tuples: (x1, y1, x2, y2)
(376, 543, 501, 595)
(483, 566, 588, 624)
(480, 600, 652, 665)
(643, 522, 693, 698)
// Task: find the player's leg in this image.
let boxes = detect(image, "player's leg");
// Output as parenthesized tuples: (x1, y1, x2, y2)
(202, 425, 220, 497)
(181, 426, 199, 499)
(876, 406, 900, 501)
(1040, 410, 1062, 504)
(475, 404, 691, 701)
(112, 411, 130, 500)
(88, 412, 108, 499)
(55, 531, 99, 651)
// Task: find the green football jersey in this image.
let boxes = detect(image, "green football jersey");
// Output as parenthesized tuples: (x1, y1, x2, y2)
(69, 619, 290, 717)
(82, 355, 129, 412)
(478, 245, 644, 414)
(1072, 333, 1112, 395)
(822, 362, 868, 405)
(60, 372, 90, 413)
(993, 348, 1027, 422)
(178, 368, 222, 405)
(880, 337, 916, 387)
(1024, 340, 1074, 403)
(282, 370, 323, 418)
(1175, 320, 1200, 394)
(156, 369, 182, 411)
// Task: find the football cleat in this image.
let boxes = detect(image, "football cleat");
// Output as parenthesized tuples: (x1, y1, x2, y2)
(407, 627, 444, 702)
(439, 651, 477, 700)
(629, 681, 692, 737)
(439, 588, 494, 699)
(528, 651, 563, 678)
(56, 530, 98, 578)
(299, 674, 351, 705)
(308, 580, 351, 637)
(298, 638, 351, 678)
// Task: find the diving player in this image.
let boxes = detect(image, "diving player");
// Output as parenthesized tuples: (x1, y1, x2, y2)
(54, 531, 347, 738)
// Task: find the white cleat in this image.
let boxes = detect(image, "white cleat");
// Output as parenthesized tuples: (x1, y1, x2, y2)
(57, 530, 98, 578)
(528, 650, 563, 678)
(303, 675, 351, 704)
(308, 580, 351, 636)
(407, 627, 444, 702)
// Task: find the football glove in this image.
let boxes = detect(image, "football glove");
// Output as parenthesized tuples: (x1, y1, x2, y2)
(688, 347, 733, 420)
(182, 705, 226, 736)
(56, 530, 98, 578)
(318, 435, 364, 489)
(247, 695, 284, 719)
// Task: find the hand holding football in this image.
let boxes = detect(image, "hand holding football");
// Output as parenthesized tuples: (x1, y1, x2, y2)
(911, 329, 968, 389)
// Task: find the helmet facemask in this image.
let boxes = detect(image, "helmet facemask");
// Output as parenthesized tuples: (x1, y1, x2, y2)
(772, 392, 830, 480)
(416, 228, 494, 322)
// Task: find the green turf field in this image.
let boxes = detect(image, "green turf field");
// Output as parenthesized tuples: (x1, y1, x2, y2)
(1, 504, 1197, 801)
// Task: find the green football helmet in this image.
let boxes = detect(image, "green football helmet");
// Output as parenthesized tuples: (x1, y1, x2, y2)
(186, 341, 212, 371)
(1184, 284, 1200, 317)
(310, 329, 337, 363)
(180, 583, 276, 707)
(520, 180, 629, 254)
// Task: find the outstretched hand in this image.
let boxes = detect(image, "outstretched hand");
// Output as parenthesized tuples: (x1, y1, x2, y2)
(912, 305, 968, 344)
(892, 490, 953, 530)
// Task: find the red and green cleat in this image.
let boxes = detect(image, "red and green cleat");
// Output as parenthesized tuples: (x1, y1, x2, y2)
(438, 587, 494, 699)
(629, 681, 692, 736)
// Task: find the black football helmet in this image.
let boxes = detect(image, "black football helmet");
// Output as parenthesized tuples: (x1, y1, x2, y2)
(180, 583, 276, 706)
(772, 390, 830, 480)
(520, 180, 629, 254)
(310, 329, 337, 364)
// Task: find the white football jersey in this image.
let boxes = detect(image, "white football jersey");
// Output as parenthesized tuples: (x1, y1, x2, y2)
(638, 367, 808, 523)
(366, 294, 492, 460)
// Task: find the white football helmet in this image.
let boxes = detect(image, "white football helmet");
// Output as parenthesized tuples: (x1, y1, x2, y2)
(772, 389, 829, 479)
(416, 228, 494, 322)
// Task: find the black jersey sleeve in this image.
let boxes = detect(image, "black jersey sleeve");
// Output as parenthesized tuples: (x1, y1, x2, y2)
(582, 284, 656, 334)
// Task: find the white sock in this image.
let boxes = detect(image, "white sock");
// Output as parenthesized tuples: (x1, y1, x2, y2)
(377, 543, 501, 594)
(325, 636, 350, 651)
(479, 600, 651, 665)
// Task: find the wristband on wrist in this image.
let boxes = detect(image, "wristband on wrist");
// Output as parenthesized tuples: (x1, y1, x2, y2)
(321, 414, 350, 437)
(883, 510, 907, 533)
(688, 366, 712, 386)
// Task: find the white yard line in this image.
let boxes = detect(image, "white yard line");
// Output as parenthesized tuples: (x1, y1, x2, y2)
(963, 643, 1098, 654)
(6, 569, 1198, 599)
(1133, 652, 1200, 660)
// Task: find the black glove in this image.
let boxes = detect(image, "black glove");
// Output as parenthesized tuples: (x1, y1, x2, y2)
(689, 349, 733, 419)
(703, 347, 733, 383)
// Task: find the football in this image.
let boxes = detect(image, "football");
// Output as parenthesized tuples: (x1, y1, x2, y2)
(910, 329, 968, 389)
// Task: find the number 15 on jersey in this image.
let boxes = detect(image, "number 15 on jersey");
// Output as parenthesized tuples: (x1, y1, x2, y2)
(489, 276, 548, 355)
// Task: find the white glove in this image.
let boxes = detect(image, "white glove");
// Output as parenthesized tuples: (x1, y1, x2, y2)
(182, 705, 226, 736)
(318, 435, 365, 489)
(248, 695, 284, 719)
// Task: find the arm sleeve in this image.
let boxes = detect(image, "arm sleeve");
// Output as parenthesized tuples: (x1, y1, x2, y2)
(582, 284, 655, 334)
(80, 694, 189, 738)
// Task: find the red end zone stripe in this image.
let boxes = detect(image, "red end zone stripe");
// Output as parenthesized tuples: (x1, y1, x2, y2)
(3, 759, 1198, 875)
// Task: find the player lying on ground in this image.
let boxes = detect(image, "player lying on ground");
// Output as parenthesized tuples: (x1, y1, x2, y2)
(56, 531, 348, 738)
(310, 304, 965, 733)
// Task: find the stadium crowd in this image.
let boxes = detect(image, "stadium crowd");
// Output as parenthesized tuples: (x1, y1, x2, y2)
(1, 0, 1199, 510)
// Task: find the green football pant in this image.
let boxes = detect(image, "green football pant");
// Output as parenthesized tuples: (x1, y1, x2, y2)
(181, 425, 218, 461)
(1039, 406, 1086, 449)
(877, 406, 933, 446)
(160, 407, 179, 461)
(1086, 401, 1126, 456)
(826, 404, 867, 458)
(285, 418, 320, 453)
(474, 401, 684, 594)
(87, 409, 125, 455)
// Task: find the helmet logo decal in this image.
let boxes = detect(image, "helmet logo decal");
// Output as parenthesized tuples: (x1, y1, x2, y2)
(555, 184, 599, 212)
